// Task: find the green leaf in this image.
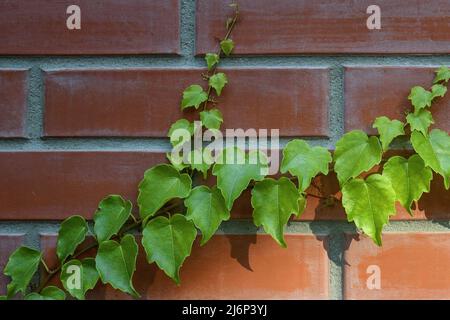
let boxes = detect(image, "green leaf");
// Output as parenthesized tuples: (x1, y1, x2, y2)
(185, 186, 230, 245)
(411, 129, 450, 189)
(0, 296, 6, 300)
(251, 177, 301, 248)
(56, 216, 88, 263)
(220, 39, 234, 56)
(95, 234, 139, 298)
(138, 164, 192, 223)
(200, 108, 223, 130)
(142, 214, 197, 285)
(406, 109, 434, 136)
(213, 147, 268, 210)
(434, 66, 450, 83)
(205, 53, 220, 71)
(79, 258, 99, 291)
(280, 139, 332, 192)
(431, 83, 447, 99)
(166, 152, 189, 172)
(187, 149, 212, 179)
(342, 175, 396, 246)
(383, 155, 432, 215)
(209, 73, 228, 96)
(25, 286, 65, 300)
(181, 85, 208, 110)
(3, 247, 41, 298)
(94, 195, 132, 243)
(372, 116, 405, 151)
(298, 196, 307, 214)
(408, 86, 433, 113)
(333, 130, 383, 186)
(168, 119, 194, 147)
(61, 258, 99, 300)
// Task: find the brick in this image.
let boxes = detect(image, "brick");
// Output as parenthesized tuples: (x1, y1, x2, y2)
(344, 233, 450, 299)
(0, 234, 25, 295)
(0, 1, 179, 55)
(197, 0, 450, 55)
(345, 66, 450, 134)
(0, 152, 165, 220)
(44, 68, 329, 138)
(1, 150, 447, 221)
(41, 234, 329, 299)
(0, 70, 28, 138)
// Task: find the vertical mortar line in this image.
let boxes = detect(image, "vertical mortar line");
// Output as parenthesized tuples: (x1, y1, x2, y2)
(327, 231, 345, 300)
(24, 223, 44, 290)
(328, 64, 345, 148)
(25, 64, 46, 289)
(180, 0, 197, 61)
(327, 62, 345, 299)
(26, 65, 44, 139)
(0, 222, 55, 291)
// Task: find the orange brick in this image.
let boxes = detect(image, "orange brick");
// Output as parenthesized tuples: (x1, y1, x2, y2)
(41, 234, 329, 300)
(344, 233, 450, 299)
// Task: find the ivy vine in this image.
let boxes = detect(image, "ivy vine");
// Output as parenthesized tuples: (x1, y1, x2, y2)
(1, 3, 450, 300)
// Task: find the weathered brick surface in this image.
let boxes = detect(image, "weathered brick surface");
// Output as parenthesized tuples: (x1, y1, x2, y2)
(0, 152, 165, 220)
(345, 67, 450, 134)
(0, 70, 28, 138)
(41, 234, 329, 300)
(197, 0, 450, 55)
(44, 68, 329, 138)
(344, 233, 450, 300)
(0, 1, 449, 301)
(0, 0, 180, 55)
(0, 235, 25, 295)
(1, 150, 448, 221)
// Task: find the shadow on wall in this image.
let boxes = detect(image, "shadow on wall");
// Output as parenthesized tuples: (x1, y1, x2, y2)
(225, 233, 257, 271)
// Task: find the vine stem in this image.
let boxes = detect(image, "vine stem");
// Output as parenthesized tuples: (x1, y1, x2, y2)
(40, 258, 51, 274)
(201, 3, 239, 111)
(306, 193, 329, 200)
(36, 200, 183, 294)
(35, 5, 241, 296)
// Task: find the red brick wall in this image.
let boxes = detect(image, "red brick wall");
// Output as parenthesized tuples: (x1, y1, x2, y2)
(0, 0, 450, 300)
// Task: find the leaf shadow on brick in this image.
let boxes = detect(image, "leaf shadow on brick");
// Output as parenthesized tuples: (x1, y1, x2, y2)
(224, 233, 257, 272)
(308, 171, 357, 268)
(341, 233, 361, 268)
(417, 174, 450, 221)
(309, 172, 345, 220)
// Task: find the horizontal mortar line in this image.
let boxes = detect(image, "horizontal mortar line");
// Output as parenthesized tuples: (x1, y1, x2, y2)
(220, 220, 450, 234)
(0, 138, 172, 151)
(0, 137, 334, 151)
(2, 55, 450, 69)
(0, 139, 416, 151)
(2, 220, 450, 235)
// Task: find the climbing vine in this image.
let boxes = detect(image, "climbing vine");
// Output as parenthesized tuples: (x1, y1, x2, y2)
(1, 3, 450, 300)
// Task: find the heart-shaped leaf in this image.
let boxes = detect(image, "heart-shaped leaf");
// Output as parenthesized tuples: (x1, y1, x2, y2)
(138, 164, 192, 223)
(142, 214, 197, 284)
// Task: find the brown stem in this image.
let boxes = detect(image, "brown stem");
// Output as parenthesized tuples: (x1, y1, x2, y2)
(35, 199, 183, 294)
(201, 4, 239, 111)
(36, 241, 97, 293)
(36, 4, 240, 296)
(306, 193, 328, 200)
